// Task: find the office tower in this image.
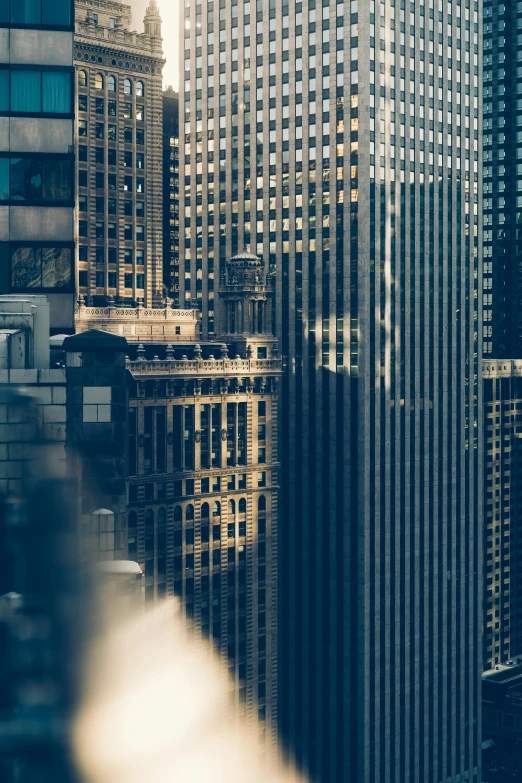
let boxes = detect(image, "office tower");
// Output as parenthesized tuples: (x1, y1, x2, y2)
(163, 87, 180, 304)
(182, 1, 482, 781)
(0, 0, 75, 332)
(126, 253, 281, 756)
(482, 0, 521, 359)
(483, 360, 522, 671)
(74, 0, 164, 309)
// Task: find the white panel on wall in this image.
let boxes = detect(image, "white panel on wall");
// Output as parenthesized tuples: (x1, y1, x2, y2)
(9, 30, 73, 67)
(9, 119, 73, 154)
(9, 207, 73, 242)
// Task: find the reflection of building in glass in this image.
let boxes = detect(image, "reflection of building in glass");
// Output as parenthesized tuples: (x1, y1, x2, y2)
(74, 0, 165, 308)
(0, 0, 75, 331)
(182, 2, 482, 781)
(483, 361, 522, 672)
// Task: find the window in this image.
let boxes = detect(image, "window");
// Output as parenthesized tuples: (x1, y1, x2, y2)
(213, 501, 221, 517)
(124, 176, 132, 192)
(7, 0, 72, 26)
(124, 151, 133, 168)
(136, 273, 144, 289)
(258, 472, 266, 487)
(95, 247, 104, 264)
(108, 173, 116, 190)
(136, 201, 144, 218)
(107, 150, 117, 166)
(78, 270, 88, 287)
(136, 225, 144, 241)
(78, 196, 87, 212)
(136, 249, 144, 265)
(136, 177, 144, 193)
(124, 127, 132, 143)
(1, 155, 73, 204)
(123, 102, 132, 119)
(108, 272, 116, 288)
(109, 17, 116, 29)
(78, 146, 87, 162)
(124, 273, 132, 289)
(95, 221, 104, 238)
(78, 95, 88, 112)
(10, 245, 72, 291)
(136, 104, 144, 121)
(108, 198, 116, 214)
(78, 70, 87, 88)
(108, 75, 116, 92)
(95, 146, 104, 163)
(95, 172, 104, 189)
(78, 170, 87, 187)
(95, 196, 104, 213)
(124, 224, 132, 241)
(7, 70, 72, 114)
(124, 78, 132, 95)
(136, 153, 145, 170)
(95, 97, 104, 114)
(124, 249, 133, 264)
(94, 73, 104, 90)
(78, 220, 87, 237)
(108, 100, 117, 116)
(136, 81, 144, 98)
(108, 222, 117, 239)
(107, 124, 117, 141)
(95, 123, 104, 139)
(136, 128, 144, 145)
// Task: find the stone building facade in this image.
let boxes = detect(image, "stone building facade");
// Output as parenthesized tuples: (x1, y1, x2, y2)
(74, 0, 164, 309)
(163, 87, 180, 303)
(483, 360, 522, 672)
(125, 253, 281, 756)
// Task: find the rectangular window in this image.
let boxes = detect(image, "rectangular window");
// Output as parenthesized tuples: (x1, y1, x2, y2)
(124, 224, 132, 240)
(124, 248, 133, 264)
(7, 0, 72, 26)
(184, 405, 195, 470)
(172, 406, 183, 470)
(78, 94, 87, 112)
(107, 124, 116, 141)
(144, 406, 153, 474)
(95, 97, 104, 114)
(124, 272, 132, 289)
(136, 177, 144, 193)
(124, 200, 133, 216)
(95, 247, 104, 264)
(95, 123, 104, 139)
(108, 173, 116, 190)
(78, 146, 87, 163)
(136, 152, 145, 169)
(10, 244, 72, 291)
(124, 176, 132, 192)
(136, 128, 144, 145)
(136, 273, 144, 289)
(200, 403, 210, 468)
(123, 102, 132, 119)
(107, 149, 116, 166)
(108, 272, 116, 288)
(95, 147, 104, 163)
(211, 403, 222, 467)
(108, 198, 116, 215)
(78, 119, 88, 136)
(95, 172, 104, 189)
(136, 225, 144, 241)
(0, 155, 73, 204)
(136, 104, 144, 121)
(136, 249, 144, 265)
(95, 196, 104, 213)
(108, 223, 117, 239)
(136, 200, 145, 218)
(124, 127, 132, 143)
(108, 100, 117, 117)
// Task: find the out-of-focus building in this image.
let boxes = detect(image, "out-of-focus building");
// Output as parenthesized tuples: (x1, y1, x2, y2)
(482, 661, 522, 782)
(483, 360, 522, 671)
(0, 0, 75, 332)
(163, 87, 180, 304)
(126, 252, 281, 755)
(74, 0, 165, 309)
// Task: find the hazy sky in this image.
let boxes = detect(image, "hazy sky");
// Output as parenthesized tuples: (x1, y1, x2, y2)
(130, 0, 180, 89)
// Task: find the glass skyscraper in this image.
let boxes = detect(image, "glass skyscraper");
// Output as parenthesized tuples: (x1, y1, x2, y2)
(181, 1, 482, 781)
(0, 0, 75, 331)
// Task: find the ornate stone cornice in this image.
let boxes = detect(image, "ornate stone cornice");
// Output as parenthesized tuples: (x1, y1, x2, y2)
(74, 41, 164, 72)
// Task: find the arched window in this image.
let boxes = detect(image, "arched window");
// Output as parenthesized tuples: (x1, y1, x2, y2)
(128, 511, 137, 529)
(174, 505, 182, 522)
(94, 73, 104, 90)
(145, 509, 154, 526)
(186, 504, 194, 521)
(157, 508, 166, 525)
(213, 501, 221, 517)
(258, 495, 266, 512)
(201, 502, 210, 519)
(228, 499, 236, 515)
(78, 70, 88, 87)
(239, 498, 247, 514)
(108, 75, 116, 92)
(136, 80, 144, 98)
(124, 78, 132, 95)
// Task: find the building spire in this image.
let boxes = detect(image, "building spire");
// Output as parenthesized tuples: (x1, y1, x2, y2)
(144, 0, 162, 39)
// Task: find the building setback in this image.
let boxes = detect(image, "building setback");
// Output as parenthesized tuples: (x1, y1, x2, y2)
(181, 1, 482, 782)
(74, 0, 165, 309)
(0, 0, 75, 332)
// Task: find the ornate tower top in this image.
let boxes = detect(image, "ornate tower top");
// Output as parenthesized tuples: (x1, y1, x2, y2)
(144, 0, 162, 38)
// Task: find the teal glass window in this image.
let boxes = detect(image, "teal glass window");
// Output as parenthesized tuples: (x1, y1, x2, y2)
(11, 71, 41, 112)
(42, 0, 71, 26)
(0, 71, 7, 111)
(42, 72, 71, 113)
(2, 0, 71, 26)
(0, 158, 8, 200)
(10, 0, 40, 24)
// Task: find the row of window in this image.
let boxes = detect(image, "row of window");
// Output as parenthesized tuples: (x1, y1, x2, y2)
(0, 155, 72, 204)
(78, 246, 145, 265)
(78, 270, 144, 290)
(0, 0, 71, 27)
(78, 71, 145, 97)
(0, 69, 72, 115)
(0, 243, 73, 292)
(78, 98, 145, 120)
(78, 125, 144, 146)
(77, 171, 145, 193)
(129, 496, 267, 529)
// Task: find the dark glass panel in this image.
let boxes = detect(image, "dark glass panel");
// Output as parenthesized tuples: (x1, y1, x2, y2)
(0, 158, 8, 200)
(41, 247, 71, 289)
(42, 158, 72, 201)
(11, 246, 41, 289)
(10, 157, 42, 201)
(42, 0, 70, 25)
(42, 72, 71, 113)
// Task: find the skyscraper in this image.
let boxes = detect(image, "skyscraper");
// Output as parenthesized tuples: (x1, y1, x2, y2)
(182, 1, 482, 782)
(0, 0, 75, 331)
(74, 0, 164, 309)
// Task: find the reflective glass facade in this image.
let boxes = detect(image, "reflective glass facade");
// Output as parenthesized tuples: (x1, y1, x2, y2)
(182, 0, 482, 780)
